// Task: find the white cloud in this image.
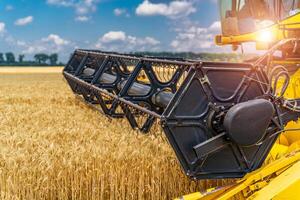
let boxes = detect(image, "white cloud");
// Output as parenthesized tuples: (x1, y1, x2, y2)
(96, 31, 160, 51)
(75, 16, 90, 22)
(143, 37, 160, 46)
(170, 21, 229, 52)
(0, 22, 6, 34)
(101, 31, 127, 43)
(114, 8, 125, 16)
(15, 16, 34, 26)
(22, 34, 71, 54)
(42, 34, 70, 46)
(47, 0, 99, 20)
(114, 8, 130, 17)
(0, 30, 75, 61)
(5, 5, 14, 11)
(2, 34, 29, 50)
(23, 46, 47, 54)
(209, 21, 221, 31)
(16, 40, 27, 47)
(136, 0, 196, 19)
(47, 0, 74, 6)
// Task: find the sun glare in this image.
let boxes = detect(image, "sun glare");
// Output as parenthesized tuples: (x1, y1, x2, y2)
(257, 30, 274, 43)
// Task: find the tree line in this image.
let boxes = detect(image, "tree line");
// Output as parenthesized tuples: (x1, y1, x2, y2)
(0, 51, 248, 67)
(132, 52, 244, 62)
(0, 52, 63, 66)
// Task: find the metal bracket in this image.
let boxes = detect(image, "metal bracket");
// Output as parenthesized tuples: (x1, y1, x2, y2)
(193, 133, 229, 159)
(200, 75, 211, 86)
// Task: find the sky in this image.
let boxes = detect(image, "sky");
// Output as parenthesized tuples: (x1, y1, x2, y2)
(0, 0, 230, 62)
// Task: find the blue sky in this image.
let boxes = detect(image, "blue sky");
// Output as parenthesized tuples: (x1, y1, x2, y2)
(0, 0, 228, 62)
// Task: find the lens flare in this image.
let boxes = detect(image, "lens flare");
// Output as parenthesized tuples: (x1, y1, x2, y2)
(257, 30, 274, 43)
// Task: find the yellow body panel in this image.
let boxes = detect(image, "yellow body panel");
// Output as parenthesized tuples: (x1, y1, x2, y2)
(284, 121, 300, 144)
(250, 161, 300, 200)
(176, 150, 300, 200)
(282, 69, 300, 144)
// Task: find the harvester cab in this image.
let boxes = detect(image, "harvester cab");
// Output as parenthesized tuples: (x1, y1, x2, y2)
(63, 0, 300, 199)
(216, 0, 300, 48)
(219, 0, 300, 36)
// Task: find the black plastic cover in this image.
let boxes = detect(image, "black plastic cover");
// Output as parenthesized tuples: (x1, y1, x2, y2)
(224, 99, 275, 146)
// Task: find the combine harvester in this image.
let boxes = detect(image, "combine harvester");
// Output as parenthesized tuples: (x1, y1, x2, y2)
(63, 0, 300, 199)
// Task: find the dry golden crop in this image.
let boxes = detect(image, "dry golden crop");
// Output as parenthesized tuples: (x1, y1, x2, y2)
(0, 71, 228, 200)
(0, 67, 62, 74)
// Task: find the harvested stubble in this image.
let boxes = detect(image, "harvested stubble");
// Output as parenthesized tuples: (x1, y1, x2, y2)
(0, 73, 229, 200)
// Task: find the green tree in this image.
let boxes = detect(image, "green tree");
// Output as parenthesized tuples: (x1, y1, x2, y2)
(34, 53, 48, 64)
(0, 53, 4, 63)
(49, 53, 58, 65)
(34, 54, 42, 64)
(18, 54, 25, 63)
(5, 52, 15, 63)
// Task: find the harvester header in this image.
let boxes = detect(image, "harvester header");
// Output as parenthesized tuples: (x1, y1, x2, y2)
(63, 40, 300, 179)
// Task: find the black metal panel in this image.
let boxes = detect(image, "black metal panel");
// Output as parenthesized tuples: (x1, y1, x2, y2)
(161, 63, 280, 179)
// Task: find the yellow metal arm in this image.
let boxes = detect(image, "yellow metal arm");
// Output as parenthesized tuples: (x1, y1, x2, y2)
(175, 149, 300, 200)
(215, 13, 300, 49)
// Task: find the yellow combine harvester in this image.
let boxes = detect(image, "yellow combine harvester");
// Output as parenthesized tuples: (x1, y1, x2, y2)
(63, 0, 300, 199)
(180, 0, 300, 199)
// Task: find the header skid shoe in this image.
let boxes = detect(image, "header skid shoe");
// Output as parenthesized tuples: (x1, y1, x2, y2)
(63, 49, 300, 179)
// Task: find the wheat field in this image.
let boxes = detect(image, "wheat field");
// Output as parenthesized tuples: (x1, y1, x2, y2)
(0, 69, 229, 200)
(0, 67, 62, 74)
